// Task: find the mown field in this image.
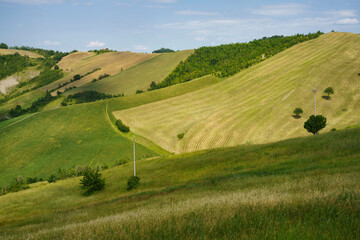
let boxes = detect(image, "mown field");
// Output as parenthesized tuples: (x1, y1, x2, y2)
(0, 49, 42, 58)
(0, 74, 221, 186)
(114, 32, 360, 153)
(0, 127, 359, 239)
(67, 49, 194, 95)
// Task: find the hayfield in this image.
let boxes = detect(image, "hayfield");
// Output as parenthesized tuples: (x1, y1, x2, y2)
(0, 49, 42, 58)
(114, 32, 360, 153)
(54, 51, 157, 94)
(68, 49, 194, 95)
(0, 127, 359, 239)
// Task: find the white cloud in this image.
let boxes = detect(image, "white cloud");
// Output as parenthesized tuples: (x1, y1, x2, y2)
(86, 41, 106, 48)
(175, 10, 218, 16)
(327, 10, 357, 18)
(337, 18, 359, 24)
(43, 40, 60, 46)
(134, 45, 148, 51)
(252, 3, 305, 16)
(1, 0, 63, 4)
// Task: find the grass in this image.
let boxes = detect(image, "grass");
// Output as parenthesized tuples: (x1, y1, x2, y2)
(113, 32, 360, 153)
(0, 126, 359, 239)
(0, 101, 158, 186)
(68, 50, 194, 95)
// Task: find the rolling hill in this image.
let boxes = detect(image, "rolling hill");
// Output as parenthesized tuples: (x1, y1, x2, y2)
(113, 32, 360, 153)
(66, 49, 194, 95)
(0, 127, 359, 239)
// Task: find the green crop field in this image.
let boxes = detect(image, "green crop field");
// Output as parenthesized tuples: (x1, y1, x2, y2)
(0, 127, 359, 239)
(113, 32, 360, 153)
(65, 49, 194, 96)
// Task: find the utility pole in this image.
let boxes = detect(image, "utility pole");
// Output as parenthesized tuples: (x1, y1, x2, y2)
(133, 133, 136, 176)
(313, 86, 316, 116)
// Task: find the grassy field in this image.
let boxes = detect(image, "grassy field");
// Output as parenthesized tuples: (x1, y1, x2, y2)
(0, 49, 42, 58)
(114, 32, 360, 153)
(67, 50, 194, 95)
(0, 75, 221, 186)
(0, 127, 359, 239)
(0, 101, 158, 186)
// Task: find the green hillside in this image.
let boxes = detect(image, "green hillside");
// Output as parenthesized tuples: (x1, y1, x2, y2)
(0, 127, 359, 239)
(66, 49, 194, 95)
(114, 32, 360, 153)
(0, 74, 221, 186)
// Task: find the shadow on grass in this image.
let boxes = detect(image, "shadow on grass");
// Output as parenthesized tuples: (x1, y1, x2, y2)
(292, 115, 301, 119)
(322, 95, 331, 100)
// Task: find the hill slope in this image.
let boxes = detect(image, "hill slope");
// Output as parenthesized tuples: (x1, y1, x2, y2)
(0, 127, 359, 239)
(66, 49, 194, 95)
(0, 49, 43, 58)
(114, 32, 360, 153)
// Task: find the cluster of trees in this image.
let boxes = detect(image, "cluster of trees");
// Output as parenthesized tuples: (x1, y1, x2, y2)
(18, 68, 64, 89)
(92, 73, 111, 82)
(0, 43, 8, 49)
(8, 91, 58, 117)
(9, 45, 68, 59)
(88, 48, 116, 54)
(0, 53, 36, 80)
(152, 48, 175, 53)
(149, 32, 323, 90)
(61, 90, 116, 105)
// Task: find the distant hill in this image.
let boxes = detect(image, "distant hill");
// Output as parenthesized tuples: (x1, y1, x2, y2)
(0, 49, 43, 58)
(114, 32, 360, 153)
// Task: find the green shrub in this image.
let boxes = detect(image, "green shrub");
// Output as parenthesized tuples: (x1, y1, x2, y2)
(177, 133, 185, 139)
(115, 120, 130, 132)
(127, 176, 140, 191)
(47, 174, 58, 183)
(114, 159, 128, 166)
(80, 168, 105, 196)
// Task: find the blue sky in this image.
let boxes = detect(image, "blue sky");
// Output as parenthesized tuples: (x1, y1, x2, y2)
(0, 0, 359, 52)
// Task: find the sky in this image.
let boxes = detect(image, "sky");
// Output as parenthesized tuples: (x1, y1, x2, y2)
(0, 0, 359, 52)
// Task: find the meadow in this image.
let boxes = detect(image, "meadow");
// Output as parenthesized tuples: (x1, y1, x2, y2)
(114, 32, 360, 153)
(0, 126, 359, 239)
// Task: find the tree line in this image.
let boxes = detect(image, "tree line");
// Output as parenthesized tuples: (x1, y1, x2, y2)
(149, 31, 323, 90)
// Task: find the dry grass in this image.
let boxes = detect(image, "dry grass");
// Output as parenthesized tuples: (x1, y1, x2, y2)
(0, 49, 43, 58)
(53, 51, 157, 94)
(113, 32, 360, 153)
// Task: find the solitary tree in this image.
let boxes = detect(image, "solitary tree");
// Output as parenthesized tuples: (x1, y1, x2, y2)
(304, 115, 327, 135)
(324, 87, 334, 99)
(293, 108, 303, 118)
(0, 43, 8, 49)
(80, 168, 105, 195)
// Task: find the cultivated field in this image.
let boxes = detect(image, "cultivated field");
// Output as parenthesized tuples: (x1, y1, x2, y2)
(0, 127, 359, 239)
(54, 51, 158, 94)
(0, 49, 42, 58)
(114, 32, 360, 153)
(68, 49, 194, 95)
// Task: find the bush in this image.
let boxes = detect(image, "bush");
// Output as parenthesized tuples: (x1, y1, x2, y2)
(293, 108, 303, 118)
(136, 89, 144, 94)
(116, 120, 130, 132)
(127, 176, 140, 191)
(177, 133, 185, 139)
(47, 174, 58, 183)
(80, 168, 105, 195)
(114, 159, 128, 166)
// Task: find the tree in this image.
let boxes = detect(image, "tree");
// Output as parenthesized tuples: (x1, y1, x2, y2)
(293, 108, 303, 118)
(80, 168, 105, 195)
(324, 87, 334, 98)
(0, 43, 8, 49)
(304, 115, 327, 135)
